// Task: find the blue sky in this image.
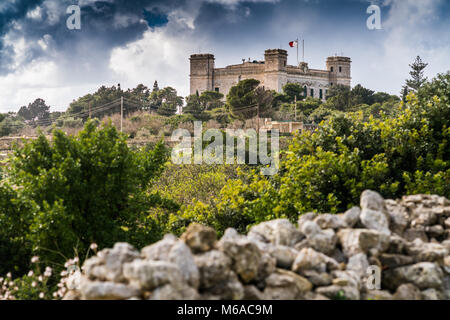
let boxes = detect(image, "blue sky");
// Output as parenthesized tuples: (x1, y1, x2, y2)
(0, 0, 449, 111)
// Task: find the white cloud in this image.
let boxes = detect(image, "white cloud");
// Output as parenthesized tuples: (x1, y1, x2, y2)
(351, 0, 449, 94)
(0, 37, 108, 112)
(26, 6, 43, 21)
(109, 27, 202, 99)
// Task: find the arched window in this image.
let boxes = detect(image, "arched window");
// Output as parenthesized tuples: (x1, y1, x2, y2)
(319, 89, 323, 99)
(330, 67, 334, 72)
(310, 88, 314, 97)
(304, 86, 307, 97)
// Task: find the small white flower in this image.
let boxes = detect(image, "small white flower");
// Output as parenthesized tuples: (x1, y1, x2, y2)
(44, 267, 52, 277)
(27, 271, 34, 277)
(31, 281, 37, 288)
(31, 256, 40, 264)
(6, 273, 12, 279)
(38, 276, 44, 282)
(73, 257, 79, 263)
(39, 292, 45, 299)
(90, 243, 98, 251)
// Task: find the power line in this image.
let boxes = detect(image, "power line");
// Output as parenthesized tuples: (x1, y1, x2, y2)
(1, 98, 123, 129)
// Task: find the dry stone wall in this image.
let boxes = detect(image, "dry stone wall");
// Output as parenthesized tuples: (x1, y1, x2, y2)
(64, 190, 450, 300)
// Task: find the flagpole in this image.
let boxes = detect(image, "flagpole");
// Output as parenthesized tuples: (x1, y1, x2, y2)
(302, 39, 305, 62)
(296, 38, 299, 66)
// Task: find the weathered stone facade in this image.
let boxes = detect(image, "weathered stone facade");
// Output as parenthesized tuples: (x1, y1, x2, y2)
(190, 49, 352, 100)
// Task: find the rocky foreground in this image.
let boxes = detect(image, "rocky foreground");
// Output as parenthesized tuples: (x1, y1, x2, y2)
(65, 191, 450, 300)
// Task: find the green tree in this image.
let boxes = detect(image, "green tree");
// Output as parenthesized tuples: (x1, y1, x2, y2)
(3, 121, 170, 265)
(0, 116, 25, 137)
(150, 87, 183, 116)
(281, 83, 306, 103)
(200, 91, 224, 111)
(297, 97, 322, 118)
(350, 84, 375, 106)
(324, 85, 351, 111)
(152, 80, 160, 93)
(67, 84, 150, 120)
(254, 86, 275, 119)
(227, 79, 273, 120)
(184, 93, 207, 120)
(372, 92, 399, 104)
(184, 91, 224, 121)
(17, 99, 50, 122)
(17, 106, 32, 121)
(405, 56, 428, 93)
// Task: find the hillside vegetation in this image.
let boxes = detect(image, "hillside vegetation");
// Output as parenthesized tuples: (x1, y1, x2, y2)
(0, 64, 448, 299)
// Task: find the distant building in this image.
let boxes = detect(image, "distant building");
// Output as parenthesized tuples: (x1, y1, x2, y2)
(262, 118, 318, 134)
(190, 49, 351, 100)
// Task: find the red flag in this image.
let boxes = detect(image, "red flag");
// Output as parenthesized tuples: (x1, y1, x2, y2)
(289, 40, 298, 48)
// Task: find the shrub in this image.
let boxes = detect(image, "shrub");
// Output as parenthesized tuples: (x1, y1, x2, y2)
(178, 73, 449, 231)
(1, 120, 170, 266)
(62, 117, 84, 128)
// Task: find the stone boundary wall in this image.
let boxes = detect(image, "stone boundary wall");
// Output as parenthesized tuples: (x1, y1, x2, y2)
(65, 190, 450, 300)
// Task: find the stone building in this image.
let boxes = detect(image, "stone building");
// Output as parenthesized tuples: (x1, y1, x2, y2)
(189, 49, 351, 101)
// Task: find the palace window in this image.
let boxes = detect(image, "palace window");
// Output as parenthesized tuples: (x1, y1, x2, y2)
(304, 86, 307, 97)
(319, 89, 323, 99)
(310, 88, 314, 97)
(215, 87, 219, 92)
(339, 66, 342, 73)
(330, 67, 334, 72)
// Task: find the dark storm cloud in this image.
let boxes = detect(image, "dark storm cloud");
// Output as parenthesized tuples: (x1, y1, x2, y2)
(0, 0, 303, 75)
(0, 0, 197, 75)
(0, 0, 45, 73)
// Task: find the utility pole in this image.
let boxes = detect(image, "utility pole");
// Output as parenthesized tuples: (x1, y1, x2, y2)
(120, 96, 124, 133)
(257, 103, 260, 133)
(294, 95, 297, 121)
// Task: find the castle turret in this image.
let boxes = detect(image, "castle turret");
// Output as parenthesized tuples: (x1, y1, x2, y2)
(326, 56, 351, 87)
(264, 49, 288, 72)
(264, 49, 288, 92)
(189, 54, 215, 95)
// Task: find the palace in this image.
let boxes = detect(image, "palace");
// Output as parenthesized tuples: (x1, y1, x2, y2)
(190, 49, 351, 101)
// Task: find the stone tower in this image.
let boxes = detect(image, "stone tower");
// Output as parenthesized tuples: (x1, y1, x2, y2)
(264, 49, 288, 92)
(326, 56, 352, 87)
(189, 54, 215, 95)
